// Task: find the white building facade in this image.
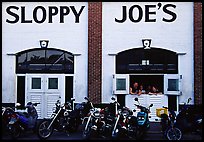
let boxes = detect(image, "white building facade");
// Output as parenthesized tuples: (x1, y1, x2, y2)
(2, 2, 199, 121)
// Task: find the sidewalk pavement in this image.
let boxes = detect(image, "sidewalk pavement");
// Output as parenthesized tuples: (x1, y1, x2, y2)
(1, 122, 202, 140)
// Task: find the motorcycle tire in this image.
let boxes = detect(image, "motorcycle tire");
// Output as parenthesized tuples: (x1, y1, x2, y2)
(112, 125, 121, 140)
(128, 127, 137, 140)
(82, 123, 93, 139)
(112, 129, 119, 139)
(37, 120, 54, 140)
(7, 124, 21, 139)
(166, 127, 182, 140)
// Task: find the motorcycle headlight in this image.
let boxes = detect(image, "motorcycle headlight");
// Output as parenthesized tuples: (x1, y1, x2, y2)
(90, 109, 95, 113)
(64, 110, 69, 117)
(118, 109, 122, 114)
(138, 116, 145, 120)
(93, 111, 100, 117)
(122, 112, 128, 117)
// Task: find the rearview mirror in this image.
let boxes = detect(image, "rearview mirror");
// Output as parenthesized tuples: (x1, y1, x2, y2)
(187, 98, 192, 103)
(15, 103, 21, 107)
(150, 104, 153, 107)
(111, 97, 115, 101)
(84, 97, 89, 100)
(134, 97, 138, 101)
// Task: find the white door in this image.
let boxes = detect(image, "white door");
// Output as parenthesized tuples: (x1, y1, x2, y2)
(26, 74, 65, 119)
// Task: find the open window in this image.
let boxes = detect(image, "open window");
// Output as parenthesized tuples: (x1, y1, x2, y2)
(164, 74, 182, 95)
(113, 74, 129, 94)
(129, 75, 164, 94)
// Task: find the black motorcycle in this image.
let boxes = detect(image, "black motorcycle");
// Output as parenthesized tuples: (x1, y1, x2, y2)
(82, 97, 104, 139)
(160, 107, 182, 140)
(98, 97, 120, 139)
(82, 97, 118, 139)
(111, 97, 138, 140)
(3, 102, 40, 139)
(176, 98, 202, 137)
(37, 98, 92, 140)
(38, 99, 73, 139)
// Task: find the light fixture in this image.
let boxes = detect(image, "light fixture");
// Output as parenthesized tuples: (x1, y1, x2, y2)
(142, 39, 151, 49)
(39, 40, 49, 48)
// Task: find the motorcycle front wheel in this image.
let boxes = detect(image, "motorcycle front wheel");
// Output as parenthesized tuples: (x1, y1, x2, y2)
(37, 120, 54, 140)
(166, 127, 182, 140)
(112, 125, 121, 140)
(128, 127, 137, 139)
(82, 123, 93, 139)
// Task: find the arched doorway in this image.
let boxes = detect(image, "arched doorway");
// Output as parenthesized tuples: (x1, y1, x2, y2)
(113, 47, 181, 121)
(16, 48, 74, 118)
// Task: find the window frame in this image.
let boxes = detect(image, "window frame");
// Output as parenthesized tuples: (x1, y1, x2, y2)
(16, 48, 74, 73)
(164, 74, 182, 95)
(113, 74, 129, 94)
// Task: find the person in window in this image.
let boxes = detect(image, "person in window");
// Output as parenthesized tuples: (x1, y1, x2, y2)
(129, 82, 139, 95)
(149, 86, 162, 95)
(138, 84, 146, 96)
(145, 85, 152, 94)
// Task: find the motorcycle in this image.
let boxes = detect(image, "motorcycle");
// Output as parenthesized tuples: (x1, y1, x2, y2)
(134, 97, 153, 139)
(159, 106, 182, 140)
(4, 102, 40, 139)
(2, 105, 16, 136)
(82, 97, 104, 139)
(87, 97, 120, 139)
(111, 97, 138, 140)
(37, 99, 81, 140)
(37, 98, 91, 140)
(176, 98, 202, 137)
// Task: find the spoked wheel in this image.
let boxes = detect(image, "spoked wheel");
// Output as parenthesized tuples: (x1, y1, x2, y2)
(166, 127, 182, 140)
(37, 120, 54, 140)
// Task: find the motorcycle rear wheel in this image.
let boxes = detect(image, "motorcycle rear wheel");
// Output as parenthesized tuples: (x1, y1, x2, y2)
(166, 127, 182, 140)
(7, 124, 21, 139)
(37, 120, 54, 140)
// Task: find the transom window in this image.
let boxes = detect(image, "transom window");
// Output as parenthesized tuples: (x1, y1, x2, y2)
(16, 48, 74, 73)
(116, 48, 178, 74)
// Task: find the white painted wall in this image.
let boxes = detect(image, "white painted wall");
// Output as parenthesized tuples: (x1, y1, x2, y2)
(102, 2, 194, 104)
(2, 2, 195, 106)
(2, 2, 88, 103)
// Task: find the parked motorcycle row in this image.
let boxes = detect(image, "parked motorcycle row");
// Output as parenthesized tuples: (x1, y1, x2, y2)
(2, 97, 202, 140)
